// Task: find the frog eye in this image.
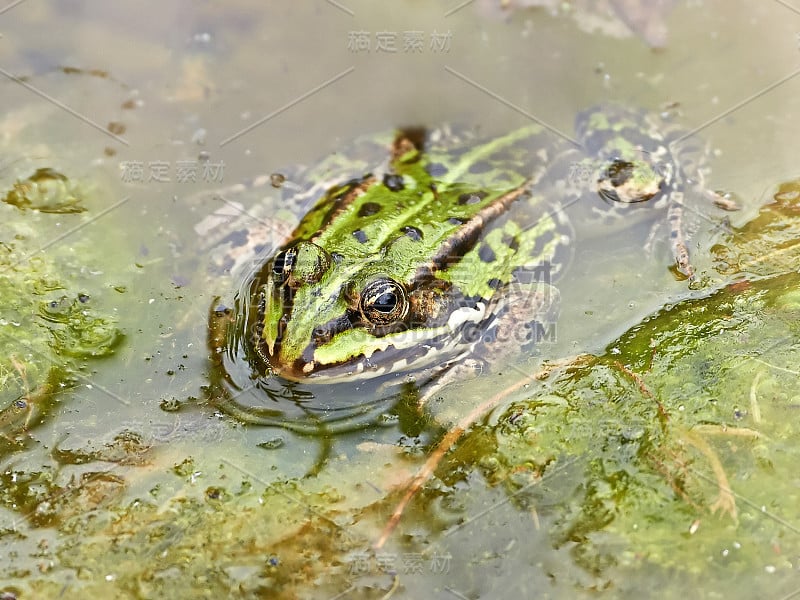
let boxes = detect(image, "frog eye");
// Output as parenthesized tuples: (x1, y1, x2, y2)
(271, 248, 297, 284)
(360, 279, 408, 325)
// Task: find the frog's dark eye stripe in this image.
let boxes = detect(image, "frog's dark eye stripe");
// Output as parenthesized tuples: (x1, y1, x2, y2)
(312, 315, 352, 346)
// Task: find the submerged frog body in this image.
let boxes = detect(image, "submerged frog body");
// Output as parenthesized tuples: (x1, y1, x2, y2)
(571, 105, 731, 279)
(203, 105, 729, 389)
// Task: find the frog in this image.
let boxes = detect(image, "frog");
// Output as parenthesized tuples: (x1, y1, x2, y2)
(198, 104, 733, 413)
(566, 104, 737, 280)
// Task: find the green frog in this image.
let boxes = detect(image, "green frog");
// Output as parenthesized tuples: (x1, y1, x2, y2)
(201, 104, 732, 402)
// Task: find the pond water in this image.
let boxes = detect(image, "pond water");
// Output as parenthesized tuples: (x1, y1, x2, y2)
(2, 1, 800, 598)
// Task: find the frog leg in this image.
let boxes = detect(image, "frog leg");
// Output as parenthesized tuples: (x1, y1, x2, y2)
(642, 190, 695, 279)
(656, 182, 740, 280)
(666, 191, 694, 279)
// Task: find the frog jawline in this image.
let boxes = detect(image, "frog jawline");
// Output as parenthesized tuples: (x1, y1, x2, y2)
(284, 336, 472, 384)
(274, 302, 489, 384)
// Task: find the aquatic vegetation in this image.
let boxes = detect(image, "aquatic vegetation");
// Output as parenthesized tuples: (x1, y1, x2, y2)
(0, 169, 124, 447)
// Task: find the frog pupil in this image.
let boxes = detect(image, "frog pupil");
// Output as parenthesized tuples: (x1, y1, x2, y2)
(374, 292, 397, 313)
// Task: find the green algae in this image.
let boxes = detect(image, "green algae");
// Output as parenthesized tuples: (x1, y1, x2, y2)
(2, 168, 89, 214)
(0, 170, 125, 444)
(457, 183, 800, 590)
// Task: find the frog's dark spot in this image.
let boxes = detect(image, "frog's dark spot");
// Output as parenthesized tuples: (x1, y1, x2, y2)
(426, 162, 448, 177)
(383, 174, 405, 192)
(358, 202, 382, 217)
(605, 159, 635, 187)
(458, 191, 488, 205)
(468, 161, 492, 174)
(253, 244, 267, 254)
(501, 234, 519, 251)
(353, 229, 368, 244)
(669, 230, 678, 238)
(221, 229, 249, 248)
(331, 252, 345, 263)
(401, 226, 423, 241)
(528, 232, 551, 260)
(492, 174, 515, 187)
(478, 244, 496, 263)
(448, 217, 467, 225)
(487, 278, 502, 290)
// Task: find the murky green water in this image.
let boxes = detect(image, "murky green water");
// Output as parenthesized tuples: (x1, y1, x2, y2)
(2, 1, 800, 598)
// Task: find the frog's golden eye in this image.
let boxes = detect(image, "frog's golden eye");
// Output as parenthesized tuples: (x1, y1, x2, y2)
(359, 279, 409, 325)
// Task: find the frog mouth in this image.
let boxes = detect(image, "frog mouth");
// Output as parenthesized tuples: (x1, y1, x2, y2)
(282, 334, 471, 383)
(266, 302, 490, 383)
